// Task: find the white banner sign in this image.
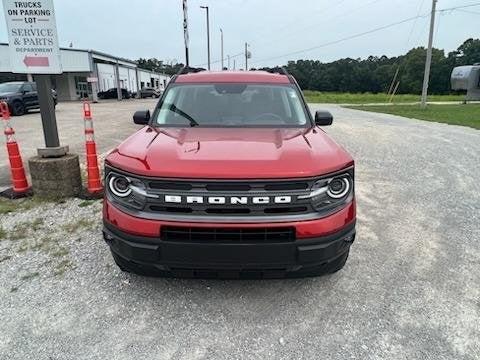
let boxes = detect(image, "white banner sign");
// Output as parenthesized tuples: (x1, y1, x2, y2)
(2, 0, 62, 74)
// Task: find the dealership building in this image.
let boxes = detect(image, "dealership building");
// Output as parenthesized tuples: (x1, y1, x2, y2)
(0, 43, 170, 101)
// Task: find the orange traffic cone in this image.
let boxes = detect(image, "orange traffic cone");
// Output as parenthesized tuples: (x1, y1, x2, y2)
(83, 101, 103, 197)
(0, 101, 31, 198)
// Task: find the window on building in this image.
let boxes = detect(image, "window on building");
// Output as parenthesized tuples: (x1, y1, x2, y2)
(74, 76, 91, 99)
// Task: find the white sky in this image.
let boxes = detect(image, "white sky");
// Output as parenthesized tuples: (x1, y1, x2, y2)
(0, 0, 478, 69)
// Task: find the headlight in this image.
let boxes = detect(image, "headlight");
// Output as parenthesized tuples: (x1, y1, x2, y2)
(108, 175, 132, 197)
(300, 170, 354, 213)
(327, 177, 350, 199)
(106, 171, 148, 210)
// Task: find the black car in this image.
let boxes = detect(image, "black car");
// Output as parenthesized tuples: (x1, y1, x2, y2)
(0, 81, 57, 116)
(98, 88, 131, 99)
(139, 87, 162, 98)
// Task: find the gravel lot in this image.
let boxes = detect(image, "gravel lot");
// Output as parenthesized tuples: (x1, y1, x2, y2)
(0, 104, 479, 359)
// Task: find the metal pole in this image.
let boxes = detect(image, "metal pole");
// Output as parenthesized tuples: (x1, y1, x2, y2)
(245, 42, 248, 71)
(220, 28, 224, 70)
(36, 75, 60, 148)
(420, 0, 437, 108)
(183, 0, 189, 66)
(227, 55, 230, 70)
(200, 6, 210, 70)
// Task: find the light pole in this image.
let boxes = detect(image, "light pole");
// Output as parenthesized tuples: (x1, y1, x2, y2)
(200, 6, 210, 70)
(182, 0, 189, 66)
(220, 28, 224, 70)
(245, 42, 251, 71)
(420, 0, 438, 108)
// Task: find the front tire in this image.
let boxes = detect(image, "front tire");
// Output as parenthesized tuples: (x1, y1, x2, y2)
(11, 101, 25, 116)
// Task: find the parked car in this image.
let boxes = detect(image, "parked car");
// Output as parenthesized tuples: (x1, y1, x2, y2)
(0, 81, 57, 116)
(98, 88, 131, 99)
(103, 68, 356, 278)
(139, 87, 162, 98)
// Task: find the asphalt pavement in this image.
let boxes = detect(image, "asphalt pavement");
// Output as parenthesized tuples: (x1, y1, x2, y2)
(0, 103, 479, 359)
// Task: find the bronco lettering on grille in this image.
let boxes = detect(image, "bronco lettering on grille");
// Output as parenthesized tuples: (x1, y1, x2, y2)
(164, 195, 292, 205)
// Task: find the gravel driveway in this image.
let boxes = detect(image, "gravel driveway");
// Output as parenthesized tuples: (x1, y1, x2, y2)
(0, 105, 479, 359)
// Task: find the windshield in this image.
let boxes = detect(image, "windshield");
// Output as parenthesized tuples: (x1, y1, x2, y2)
(0, 83, 22, 93)
(153, 83, 309, 127)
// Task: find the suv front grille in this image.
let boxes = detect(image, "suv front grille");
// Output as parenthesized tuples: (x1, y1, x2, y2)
(143, 178, 316, 218)
(161, 226, 296, 243)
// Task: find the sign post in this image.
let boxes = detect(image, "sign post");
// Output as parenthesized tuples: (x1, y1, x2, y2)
(2, 0, 65, 154)
(2, 0, 83, 199)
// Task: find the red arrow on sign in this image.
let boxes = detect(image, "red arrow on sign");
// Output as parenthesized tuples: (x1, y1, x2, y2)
(23, 56, 50, 67)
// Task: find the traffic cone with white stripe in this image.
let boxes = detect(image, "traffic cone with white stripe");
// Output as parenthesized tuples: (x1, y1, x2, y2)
(0, 101, 31, 198)
(83, 101, 103, 197)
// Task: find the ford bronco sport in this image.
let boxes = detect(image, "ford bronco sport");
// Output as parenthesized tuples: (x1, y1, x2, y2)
(103, 68, 356, 278)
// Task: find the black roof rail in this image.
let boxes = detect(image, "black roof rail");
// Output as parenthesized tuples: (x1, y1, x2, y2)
(175, 66, 207, 76)
(262, 67, 290, 76)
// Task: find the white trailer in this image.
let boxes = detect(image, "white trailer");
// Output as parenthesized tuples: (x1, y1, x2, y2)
(451, 64, 480, 101)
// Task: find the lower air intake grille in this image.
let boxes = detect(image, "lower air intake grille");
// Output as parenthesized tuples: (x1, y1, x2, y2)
(161, 226, 296, 244)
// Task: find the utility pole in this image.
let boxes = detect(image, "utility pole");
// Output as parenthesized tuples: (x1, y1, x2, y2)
(200, 6, 210, 70)
(227, 55, 230, 70)
(220, 28, 224, 70)
(245, 42, 248, 70)
(183, 0, 189, 66)
(420, 0, 437, 108)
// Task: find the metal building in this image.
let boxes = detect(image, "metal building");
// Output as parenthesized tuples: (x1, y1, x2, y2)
(451, 64, 480, 101)
(0, 43, 170, 101)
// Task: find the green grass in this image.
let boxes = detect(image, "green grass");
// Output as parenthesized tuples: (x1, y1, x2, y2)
(62, 218, 95, 233)
(347, 104, 480, 130)
(303, 91, 464, 104)
(78, 200, 95, 208)
(0, 196, 63, 215)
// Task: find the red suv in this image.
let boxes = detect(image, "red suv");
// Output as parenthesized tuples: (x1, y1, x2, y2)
(103, 68, 356, 278)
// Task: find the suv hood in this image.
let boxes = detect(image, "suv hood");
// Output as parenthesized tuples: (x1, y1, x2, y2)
(106, 127, 353, 179)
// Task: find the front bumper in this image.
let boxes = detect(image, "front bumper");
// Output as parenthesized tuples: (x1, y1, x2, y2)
(103, 199, 356, 276)
(104, 220, 355, 274)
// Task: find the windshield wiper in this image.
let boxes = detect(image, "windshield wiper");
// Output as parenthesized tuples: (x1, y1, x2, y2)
(168, 104, 199, 127)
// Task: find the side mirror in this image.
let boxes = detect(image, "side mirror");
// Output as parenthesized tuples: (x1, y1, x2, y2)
(133, 110, 150, 125)
(314, 110, 333, 126)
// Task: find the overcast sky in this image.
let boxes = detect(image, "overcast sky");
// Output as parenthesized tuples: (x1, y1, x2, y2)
(0, 0, 478, 69)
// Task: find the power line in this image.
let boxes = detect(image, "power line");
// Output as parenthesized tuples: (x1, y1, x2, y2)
(251, 13, 430, 65)
(437, 2, 480, 12)
(194, 2, 480, 68)
(404, 0, 427, 50)
(456, 8, 480, 15)
(252, 0, 382, 49)
(194, 52, 243, 68)
(194, 0, 386, 68)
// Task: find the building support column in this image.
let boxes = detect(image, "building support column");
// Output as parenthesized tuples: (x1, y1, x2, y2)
(135, 67, 141, 99)
(115, 61, 122, 101)
(88, 52, 99, 103)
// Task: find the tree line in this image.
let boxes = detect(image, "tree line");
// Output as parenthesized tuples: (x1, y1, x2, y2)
(138, 38, 480, 94)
